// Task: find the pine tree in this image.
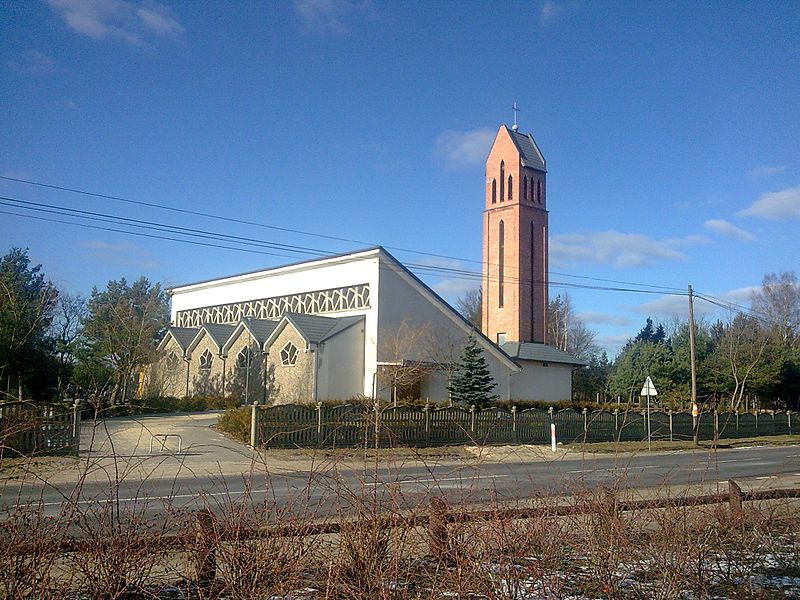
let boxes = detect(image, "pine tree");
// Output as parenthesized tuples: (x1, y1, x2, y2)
(447, 334, 498, 408)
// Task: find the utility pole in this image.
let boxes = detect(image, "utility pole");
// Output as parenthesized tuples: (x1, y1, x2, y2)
(688, 284, 699, 445)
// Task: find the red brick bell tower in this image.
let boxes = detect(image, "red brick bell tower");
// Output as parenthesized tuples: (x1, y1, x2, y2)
(481, 124, 549, 345)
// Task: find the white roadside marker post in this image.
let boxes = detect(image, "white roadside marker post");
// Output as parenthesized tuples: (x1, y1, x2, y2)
(551, 422, 557, 452)
(640, 376, 658, 452)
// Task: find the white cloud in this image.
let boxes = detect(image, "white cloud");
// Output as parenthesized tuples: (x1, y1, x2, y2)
(292, 0, 367, 34)
(703, 219, 756, 242)
(48, 0, 184, 45)
(737, 185, 800, 220)
(540, 0, 564, 24)
(434, 127, 496, 169)
(79, 240, 159, 269)
(596, 334, 631, 357)
(638, 285, 761, 320)
(576, 311, 632, 327)
(747, 165, 785, 178)
(7, 50, 56, 75)
(431, 278, 477, 298)
(550, 230, 706, 268)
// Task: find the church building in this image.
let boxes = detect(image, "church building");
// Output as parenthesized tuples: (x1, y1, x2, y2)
(150, 124, 584, 404)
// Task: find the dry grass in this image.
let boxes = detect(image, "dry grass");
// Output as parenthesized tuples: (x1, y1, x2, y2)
(1, 439, 799, 599)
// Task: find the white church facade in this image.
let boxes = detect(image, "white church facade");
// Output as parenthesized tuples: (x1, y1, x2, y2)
(150, 124, 584, 404)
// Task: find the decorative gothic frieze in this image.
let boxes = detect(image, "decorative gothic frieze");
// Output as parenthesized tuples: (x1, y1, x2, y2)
(175, 283, 370, 328)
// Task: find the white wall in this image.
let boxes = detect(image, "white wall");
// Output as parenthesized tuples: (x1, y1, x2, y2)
(169, 249, 382, 396)
(375, 253, 518, 402)
(510, 360, 574, 402)
(317, 321, 365, 400)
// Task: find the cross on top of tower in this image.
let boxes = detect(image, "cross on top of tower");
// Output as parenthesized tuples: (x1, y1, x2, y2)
(511, 101, 520, 131)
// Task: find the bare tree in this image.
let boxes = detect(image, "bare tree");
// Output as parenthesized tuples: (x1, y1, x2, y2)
(751, 271, 800, 348)
(50, 292, 86, 391)
(378, 320, 440, 404)
(709, 313, 771, 411)
(455, 288, 482, 329)
(548, 292, 599, 360)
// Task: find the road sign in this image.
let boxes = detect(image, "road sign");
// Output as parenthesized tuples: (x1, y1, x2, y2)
(640, 376, 658, 397)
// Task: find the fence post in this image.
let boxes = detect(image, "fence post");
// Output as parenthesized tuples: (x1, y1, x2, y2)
(423, 404, 430, 446)
(72, 400, 81, 454)
(511, 405, 517, 443)
(613, 409, 619, 439)
(714, 410, 719, 441)
(374, 400, 380, 450)
(249, 401, 259, 448)
(470, 405, 476, 433)
(582, 407, 588, 444)
(736, 411, 740, 435)
(668, 409, 673, 442)
(316, 402, 323, 446)
(788, 410, 792, 435)
(194, 509, 217, 591)
(755, 410, 759, 436)
(428, 496, 450, 560)
(729, 479, 743, 521)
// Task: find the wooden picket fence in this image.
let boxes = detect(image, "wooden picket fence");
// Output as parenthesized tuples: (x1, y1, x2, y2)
(0, 401, 80, 457)
(252, 403, 796, 449)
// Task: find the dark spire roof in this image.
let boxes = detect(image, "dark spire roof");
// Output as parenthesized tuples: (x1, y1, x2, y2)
(506, 126, 547, 172)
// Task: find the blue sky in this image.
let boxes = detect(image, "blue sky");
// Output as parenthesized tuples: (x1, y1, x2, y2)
(2, 0, 799, 355)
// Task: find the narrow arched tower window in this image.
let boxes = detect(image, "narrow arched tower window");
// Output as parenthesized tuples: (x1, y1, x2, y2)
(537, 180, 542, 203)
(499, 161, 505, 201)
(508, 175, 513, 200)
(491, 179, 497, 204)
(498, 220, 505, 308)
(523, 175, 528, 200)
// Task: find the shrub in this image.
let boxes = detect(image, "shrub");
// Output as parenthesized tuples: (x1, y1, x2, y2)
(217, 406, 251, 444)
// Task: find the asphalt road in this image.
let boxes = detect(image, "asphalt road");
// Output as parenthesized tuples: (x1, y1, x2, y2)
(2, 413, 799, 520)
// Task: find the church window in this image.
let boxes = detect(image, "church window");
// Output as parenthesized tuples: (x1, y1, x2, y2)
(499, 161, 505, 201)
(280, 341, 299, 367)
(498, 220, 505, 308)
(236, 346, 252, 370)
(523, 176, 528, 200)
(497, 332, 507, 345)
(508, 175, 513, 200)
(166, 352, 179, 369)
(199, 348, 213, 371)
(537, 180, 542, 203)
(531, 178, 535, 202)
(491, 179, 496, 204)
(531, 222, 536, 339)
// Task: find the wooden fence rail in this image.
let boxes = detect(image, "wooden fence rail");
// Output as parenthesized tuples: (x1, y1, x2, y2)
(8, 480, 800, 593)
(252, 402, 796, 449)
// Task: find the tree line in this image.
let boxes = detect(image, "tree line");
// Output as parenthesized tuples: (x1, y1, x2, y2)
(458, 272, 800, 411)
(0, 248, 168, 404)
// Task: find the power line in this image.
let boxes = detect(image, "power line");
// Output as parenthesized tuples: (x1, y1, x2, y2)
(0, 174, 689, 294)
(2, 197, 689, 298)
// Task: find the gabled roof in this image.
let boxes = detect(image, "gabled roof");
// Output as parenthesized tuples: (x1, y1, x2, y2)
(187, 323, 236, 355)
(506, 126, 546, 172)
(501, 342, 586, 366)
(157, 327, 200, 354)
(376, 250, 521, 372)
(220, 318, 278, 355)
(265, 313, 364, 349)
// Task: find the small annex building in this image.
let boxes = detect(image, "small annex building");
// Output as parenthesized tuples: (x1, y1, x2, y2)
(150, 122, 585, 404)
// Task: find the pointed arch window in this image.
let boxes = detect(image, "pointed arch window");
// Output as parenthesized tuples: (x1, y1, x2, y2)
(498, 220, 505, 308)
(166, 351, 179, 369)
(199, 348, 213, 371)
(491, 179, 497, 204)
(508, 175, 513, 200)
(523, 175, 528, 200)
(499, 161, 505, 201)
(537, 180, 542, 203)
